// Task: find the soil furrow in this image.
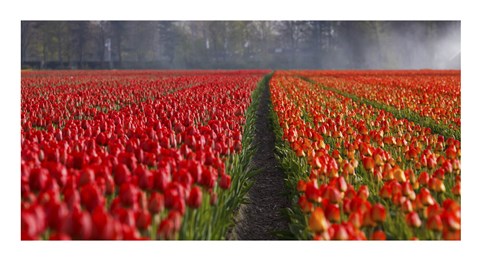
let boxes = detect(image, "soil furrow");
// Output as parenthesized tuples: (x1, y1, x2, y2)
(233, 78, 290, 240)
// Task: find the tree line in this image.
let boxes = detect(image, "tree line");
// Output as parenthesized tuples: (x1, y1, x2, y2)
(21, 21, 460, 70)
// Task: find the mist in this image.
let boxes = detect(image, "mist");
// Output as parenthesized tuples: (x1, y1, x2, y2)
(351, 21, 460, 69)
(21, 21, 460, 70)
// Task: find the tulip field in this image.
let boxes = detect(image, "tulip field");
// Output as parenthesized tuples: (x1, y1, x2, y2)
(271, 70, 461, 240)
(21, 69, 461, 240)
(21, 70, 267, 240)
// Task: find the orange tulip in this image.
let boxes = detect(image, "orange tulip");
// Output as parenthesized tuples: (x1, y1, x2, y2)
(393, 167, 406, 183)
(374, 153, 385, 166)
(428, 177, 446, 193)
(309, 207, 330, 233)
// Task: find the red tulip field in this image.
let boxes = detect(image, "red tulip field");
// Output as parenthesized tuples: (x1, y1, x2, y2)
(21, 70, 461, 240)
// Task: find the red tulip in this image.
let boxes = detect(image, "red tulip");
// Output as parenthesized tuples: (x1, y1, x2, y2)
(187, 186, 203, 209)
(65, 209, 93, 240)
(114, 207, 136, 227)
(80, 183, 104, 212)
(348, 211, 364, 229)
(153, 168, 170, 192)
(134, 165, 153, 191)
(46, 201, 69, 231)
(91, 206, 116, 240)
(418, 171, 430, 186)
(186, 160, 202, 182)
(199, 168, 215, 189)
(297, 180, 307, 192)
(325, 203, 341, 223)
(219, 174, 231, 190)
(95, 132, 108, 146)
(114, 164, 132, 186)
(157, 219, 175, 240)
(29, 167, 49, 192)
(419, 188, 435, 206)
(379, 183, 392, 199)
(104, 174, 115, 195)
(426, 214, 443, 232)
(305, 181, 320, 203)
(371, 230, 387, 240)
(401, 199, 413, 213)
(175, 168, 193, 189)
(63, 187, 81, 209)
(442, 211, 460, 231)
(332, 176, 347, 192)
(370, 203, 387, 223)
(79, 167, 95, 187)
(135, 209, 152, 231)
(362, 157, 375, 172)
(164, 187, 179, 208)
(442, 229, 460, 240)
(168, 210, 183, 232)
(21, 211, 38, 240)
(49, 232, 71, 240)
(297, 195, 312, 213)
(344, 185, 356, 199)
(119, 183, 139, 208)
(45, 162, 67, 187)
(148, 192, 165, 214)
(72, 151, 89, 170)
(406, 212, 422, 228)
(331, 224, 349, 240)
(324, 186, 341, 204)
(350, 197, 371, 214)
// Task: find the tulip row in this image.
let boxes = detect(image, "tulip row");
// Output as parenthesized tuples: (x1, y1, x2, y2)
(296, 70, 460, 131)
(270, 71, 460, 240)
(21, 70, 267, 240)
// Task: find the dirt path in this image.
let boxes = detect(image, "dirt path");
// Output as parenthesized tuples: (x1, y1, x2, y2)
(232, 79, 290, 240)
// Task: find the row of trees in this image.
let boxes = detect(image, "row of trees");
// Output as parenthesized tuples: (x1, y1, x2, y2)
(21, 21, 460, 69)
